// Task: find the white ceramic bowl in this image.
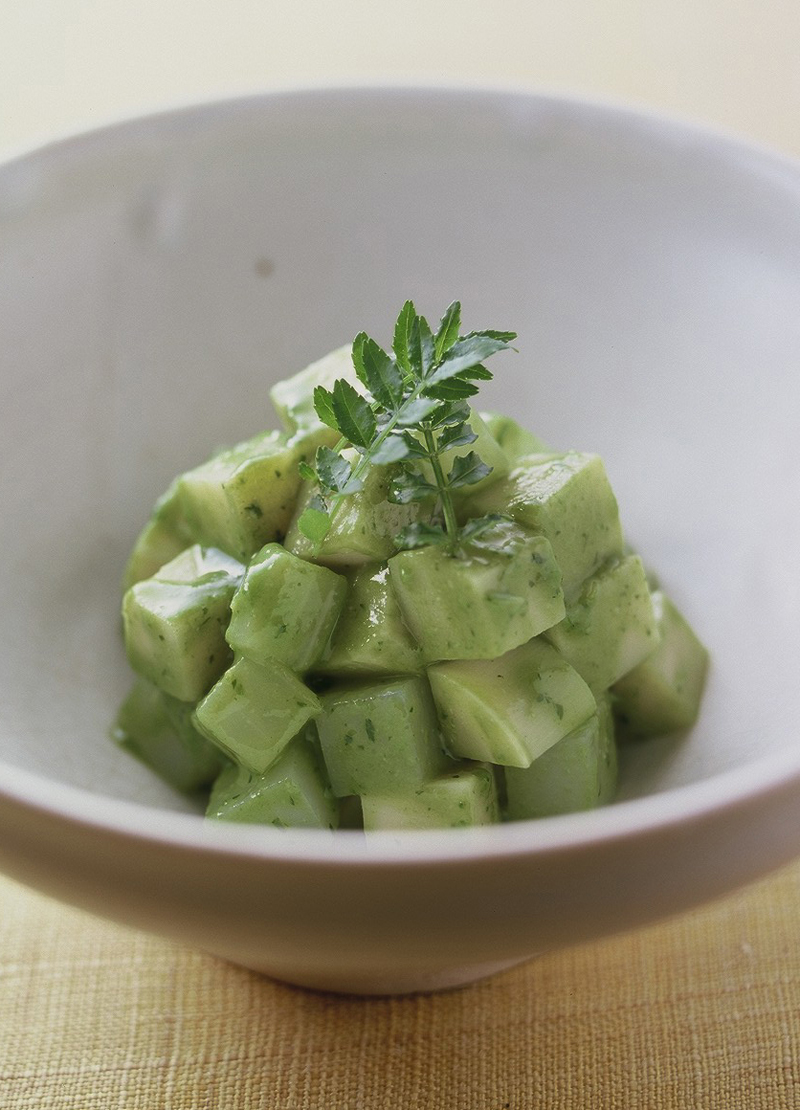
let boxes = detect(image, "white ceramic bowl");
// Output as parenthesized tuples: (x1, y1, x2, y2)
(1, 87, 799, 995)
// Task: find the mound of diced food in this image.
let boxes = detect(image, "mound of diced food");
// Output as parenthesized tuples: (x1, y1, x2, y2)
(114, 342, 708, 831)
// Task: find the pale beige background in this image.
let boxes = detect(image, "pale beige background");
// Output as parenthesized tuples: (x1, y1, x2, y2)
(2, 0, 799, 159)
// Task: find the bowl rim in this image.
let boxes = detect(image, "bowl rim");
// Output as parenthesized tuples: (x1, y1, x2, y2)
(2, 79, 800, 185)
(3, 748, 800, 866)
(2, 82, 800, 867)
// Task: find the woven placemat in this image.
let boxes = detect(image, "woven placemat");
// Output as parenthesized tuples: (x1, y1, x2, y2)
(1, 861, 799, 1109)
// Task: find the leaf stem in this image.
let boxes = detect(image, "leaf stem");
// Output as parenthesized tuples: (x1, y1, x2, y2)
(422, 423, 459, 553)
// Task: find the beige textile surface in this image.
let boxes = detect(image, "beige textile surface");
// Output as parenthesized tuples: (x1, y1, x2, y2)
(1, 864, 799, 1110)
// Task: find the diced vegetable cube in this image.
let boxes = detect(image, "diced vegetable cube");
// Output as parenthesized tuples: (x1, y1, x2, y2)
(153, 545, 244, 585)
(361, 764, 499, 830)
(284, 461, 422, 568)
(112, 677, 225, 792)
(194, 656, 321, 773)
(314, 563, 423, 677)
(504, 695, 617, 818)
(269, 345, 358, 435)
(428, 638, 596, 767)
(226, 543, 346, 671)
(612, 591, 710, 738)
(177, 430, 306, 562)
(123, 477, 196, 589)
(544, 555, 660, 692)
(122, 564, 238, 702)
(480, 411, 552, 464)
(316, 676, 450, 797)
(464, 452, 624, 597)
(206, 732, 338, 828)
(389, 520, 564, 662)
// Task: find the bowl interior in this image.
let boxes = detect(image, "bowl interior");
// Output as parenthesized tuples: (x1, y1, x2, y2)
(1, 88, 799, 822)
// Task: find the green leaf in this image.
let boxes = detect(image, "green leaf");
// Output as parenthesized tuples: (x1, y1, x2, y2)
(459, 362, 492, 380)
(463, 329, 517, 343)
(434, 301, 461, 361)
(391, 468, 438, 504)
(447, 450, 492, 489)
(331, 378, 377, 449)
(316, 446, 353, 493)
(394, 521, 448, 550)
(422, 377, 480, 401)
(313, 385, 339, 432)
(297, 506, 331, 545)
(352, 332, 404, 408)
(428, 400, 471, 426)
(394, 396, 441, 426)
(409, 314, 435, 380)
(370, 434, 411, 465)
(431, 334, 515, 382)
(459, 513, 507, 543)
(392, 301, 417, 376)
(437, 422, 477, 451)
(399, 430, 431, 458)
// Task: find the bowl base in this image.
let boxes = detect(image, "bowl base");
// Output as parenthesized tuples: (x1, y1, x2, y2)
(236, 955, 533, 996)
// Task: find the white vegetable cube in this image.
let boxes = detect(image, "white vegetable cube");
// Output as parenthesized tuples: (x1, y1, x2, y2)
(316, 676, 450, 797)
(122, 574, 237, 702)
(465, 452, 624, 597)
(504, 695, 617, 819)
(428, 638, 597, 767)
(206, 733, 338, 829)
(177, 430, 305, 562)
(194, 656, 321, 773)
(225, 543, 347, 672)
(612, 591, 710, 738)
(545, 555, 660, 692)
(314, 563, 423, 677)
(112, 677, 224, 792)
(389, 520, 564, 663)
(361, 764, 499, 830)
(284, 462, 422, 568)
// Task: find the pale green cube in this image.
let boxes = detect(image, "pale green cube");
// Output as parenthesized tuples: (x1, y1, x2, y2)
(545, 555, 660, 692)
(123, 477, 196, 590)
(112, 677, 224, 793)
(122, 575, 236, 702)
(316, 676, 450, 797)
(480, 411, 552, 464)
(428, 638, 596, 767)
(361, 764, 499, 830)
(269, 345, 358, 435)
(612, 591, 710, 738)
(389, 519, 564, 662)
(314, 563, 423, 678)
(153, 544, 244, 585)
(177, 430, 305, 562)
(285, 461, 422, 568)
(194, 656, 321, 773)
(464, 452, 624, 597)
(206, 733, 338, 828)
(504, 695, 617, 819)
(226, 543, 347, 672)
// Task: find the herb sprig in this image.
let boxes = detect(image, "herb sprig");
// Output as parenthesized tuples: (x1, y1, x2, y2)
(297, 301, 516, 555)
